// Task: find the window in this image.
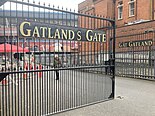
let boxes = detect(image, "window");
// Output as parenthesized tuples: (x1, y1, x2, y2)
(129, 0, 135, 17)
(117, 1, 123, 19)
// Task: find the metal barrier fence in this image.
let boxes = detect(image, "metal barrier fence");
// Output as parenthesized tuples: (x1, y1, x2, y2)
(116, 31, 155, 80)
(0, 0, 115, 115)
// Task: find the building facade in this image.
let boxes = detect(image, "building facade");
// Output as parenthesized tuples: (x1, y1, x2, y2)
(78, 0, 155, 49)
(79, 0, 155, 32)
(79, 0, 155, 80)
(116, 0, 155, 26)
(78, 0, 115, 18)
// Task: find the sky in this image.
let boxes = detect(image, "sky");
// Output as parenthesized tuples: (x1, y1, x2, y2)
(1, 0, 85, 12)
(36, 0, 84, 11)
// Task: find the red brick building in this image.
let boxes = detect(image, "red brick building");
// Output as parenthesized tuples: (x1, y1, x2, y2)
(78, 0, 155, 52)
(78, 0, 155, 31)
(79, 0, 155, 80)
(78, 0, 114, 18)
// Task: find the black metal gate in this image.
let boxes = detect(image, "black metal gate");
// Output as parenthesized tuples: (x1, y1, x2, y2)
(0, 0, 115, 115)
(116, 31, 155, 80)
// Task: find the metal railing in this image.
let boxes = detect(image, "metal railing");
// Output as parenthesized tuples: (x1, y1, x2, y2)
(0, 0, 115, 115)
(116, 31, 155, 80)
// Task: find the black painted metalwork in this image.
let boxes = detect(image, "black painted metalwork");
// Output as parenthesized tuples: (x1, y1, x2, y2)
(116, 31, 155, 80)
(0, 0, 115, 115)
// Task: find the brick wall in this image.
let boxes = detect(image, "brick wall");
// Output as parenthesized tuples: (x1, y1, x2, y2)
(78, 0, 114, 18)
(116, 0, 152, 27)
(78, 0, 94, 13)
(78, 0, 155, 52)
(117, 20, 155, 37)
(79, 0, 155, 27)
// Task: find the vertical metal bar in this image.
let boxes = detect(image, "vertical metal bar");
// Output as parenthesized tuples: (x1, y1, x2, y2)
(90, 14, 93, 102)
(143, 33, 146, 79)
(112, 19, 115, 98)
(0, 5, 4, 109)
(10, 3, 14, 115)
(38, 2, 41, 115)
(15, 1, 19, 115)
(61, 7, 64, 111)
(32, 2, 35, 115)
(24, 1, 30, 115)
(53, 5, 56, 113)
(17, 1, 20, 115)
(47, 3, 50, 114)
(43, 3, 46, 114)
(84, 13, 87, 105)
(70, 9, 75, 108)
(153, 32, 155, 79)
(101, 22, 104, 98)
(65, 8, 69, 109)
(149, 33, 153, 78)
(143, 34, 145, 78)
(73, 9, 76, 108)
(35, 37, 38, 115)
(99, 16, 102, 101)
(60, 9, 63, 112)
(94, 15, 97, 102)
(8, 2, 12, 116)
(69, 8, 71, 109)
(57, 6, 60, 112)
(87, 14, 90, 104)
(96, 16, 99, 101)
(2, 3, 6, 116)
(21, 2, 25, 116)
(80, 14, 83, 106)
(64, 8, 67, 110)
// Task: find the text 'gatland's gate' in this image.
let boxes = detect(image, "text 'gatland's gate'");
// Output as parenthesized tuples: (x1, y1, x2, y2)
(19, 21, 106, 42)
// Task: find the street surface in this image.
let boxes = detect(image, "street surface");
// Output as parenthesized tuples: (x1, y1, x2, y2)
(54, 76, 155, 116)
(0, 69, 112, 116)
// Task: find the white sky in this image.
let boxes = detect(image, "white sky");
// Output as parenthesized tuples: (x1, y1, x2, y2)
(36, 0, 84, 11)
(1, 0, 85, 12)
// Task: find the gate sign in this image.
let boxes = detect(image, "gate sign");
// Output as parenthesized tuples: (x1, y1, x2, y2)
(119, 39, 153, 48)
(19, 21, 106, 42)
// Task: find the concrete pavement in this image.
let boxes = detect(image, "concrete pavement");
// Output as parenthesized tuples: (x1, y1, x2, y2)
(54, 77, 155, 116)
